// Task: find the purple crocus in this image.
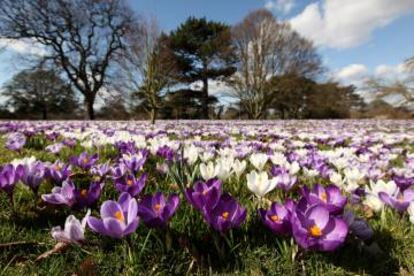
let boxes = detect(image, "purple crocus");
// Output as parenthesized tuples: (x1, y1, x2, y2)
(301, 184, 347, 215)
(259, 199, 294, 236)
(87, 192, 139, 239)
(271, 166, 297, 191)
(343, 211, 373, 241)
(392, 175, 414, 191)
(0, 164, 24, 196)
(203, 193, 247, 232)
(379, 188, 414, 212)
(70, 152, 99, 171)
(291, 203, 348, 252)
(137, 192, 180, 228)
(21, 161, 46, 194)
(91, 162, 111, 179)
(47, 161, 71, 183)
(185, 178, 222, 211)
(121, 153, 146, 173)
(42, 180, 101, 208)
(6, 132, 26, 151)
(115, 173, 147, 197)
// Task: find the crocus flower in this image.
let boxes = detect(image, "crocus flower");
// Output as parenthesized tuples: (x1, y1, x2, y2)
(203, 193, 247, 232)
(51, 210, 90, 244)
(115, 173, 147, 197)
(121, 153, 146, 173)
(259, 200, 294, 236)
(301, 184, 347, 215)
(291, 202, 348, 251)
(21, 161, 46, 194)
(70, 152, 99, 171)
(408, 202, 414, 224)
(87, 192, 139, 239)
(47, 161, 71, 183)
(343, 211, 373, 241)
(45, 143, 64, 154)
(6, 132, 26, 151)
(249, 153, 269, 171)
(0, 164, 24, 196)
(246, 170, 277, 198)
(379, 188, 414, 212)
(271, 166, 297, 191)
(42, 180, 101, 208)
(91, 162, 111, 179)
(138, 192, 180, 228)
(232, 159, 247, 178)
(392, 175, 414, 191)
(199, 161, 218, 181)
(185, 178, 222, 210)
(364, 180, 398, 212)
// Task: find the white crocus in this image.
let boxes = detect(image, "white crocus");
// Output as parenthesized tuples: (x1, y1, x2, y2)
(232, 159, 247, 178)
(408, 202, 414, 224)
(249, 153, 269, 171)
(303, 167, 319, 178)
(215, 159, 233, 181)
(199, 161, 218, 181)
(51, 210, 90, 244)
(364, 180, 398, 212)
(184, 145, 199, 165)
(246, 170, 277, 197)
(270, 152, 287, 166)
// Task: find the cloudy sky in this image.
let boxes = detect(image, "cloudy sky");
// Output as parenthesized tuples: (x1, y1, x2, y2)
(0, 0, 413, 99)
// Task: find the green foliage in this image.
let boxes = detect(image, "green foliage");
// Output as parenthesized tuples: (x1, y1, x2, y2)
(1, 69, 79, 120)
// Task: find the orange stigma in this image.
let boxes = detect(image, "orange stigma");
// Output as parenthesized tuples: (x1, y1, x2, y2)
(154, 204, 161, 213)
(80, 189, 88, 197)
(114, 211, 124, 222)
(309, 225, 322, 237)
(222, 211, 229, 220)
(320, 192, 327, 202)
(82, 157, 89, 164)
(127, 179, 133, 186)
(270, 215, 281, 222)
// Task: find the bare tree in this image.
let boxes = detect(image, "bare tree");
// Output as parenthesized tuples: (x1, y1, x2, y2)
(228, 9, 322, 119)
(121, 16, 177, 124)
(365, 59, 414, 108)
(0, 0, 136, 119)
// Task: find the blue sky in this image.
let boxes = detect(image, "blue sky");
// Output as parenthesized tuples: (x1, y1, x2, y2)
(1, 0, 414, 90)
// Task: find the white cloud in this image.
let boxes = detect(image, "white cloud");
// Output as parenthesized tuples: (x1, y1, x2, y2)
(374, 63, 408, 79)
(0, 38, 45, 56)
(265, 0, 296, 15)
(333, 64, 369, 84)
(289, 0, 414, 49)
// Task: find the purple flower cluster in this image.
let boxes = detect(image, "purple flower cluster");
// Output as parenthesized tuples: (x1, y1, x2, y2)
(185, 179, 247, 232)
(259, 184, 352, 252)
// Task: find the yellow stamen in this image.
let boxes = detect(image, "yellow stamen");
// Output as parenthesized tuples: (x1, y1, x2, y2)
(83, 157, 89, 164)
(309, 225, 322, 237)
(222, 211, 229, 220)
(114, 211, 124, 222)
(270, 215, 281, 222)
(320, 192, 327, 202)
(80, 189, 88, 198)
(154, 204, 161, 213)
(127, 179, 133, 186)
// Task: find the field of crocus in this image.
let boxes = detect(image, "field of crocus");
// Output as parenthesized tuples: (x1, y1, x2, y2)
(1, 120, 414, 275)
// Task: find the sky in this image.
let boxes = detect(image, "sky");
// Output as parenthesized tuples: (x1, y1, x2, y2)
(0, 0, 414, 101)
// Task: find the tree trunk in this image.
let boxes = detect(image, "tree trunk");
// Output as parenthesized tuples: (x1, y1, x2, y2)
(84, 96, 95, 120)
(42, 106, 48, 120)
(202, 77, 209, 119)
(150, 108, 157, 125)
